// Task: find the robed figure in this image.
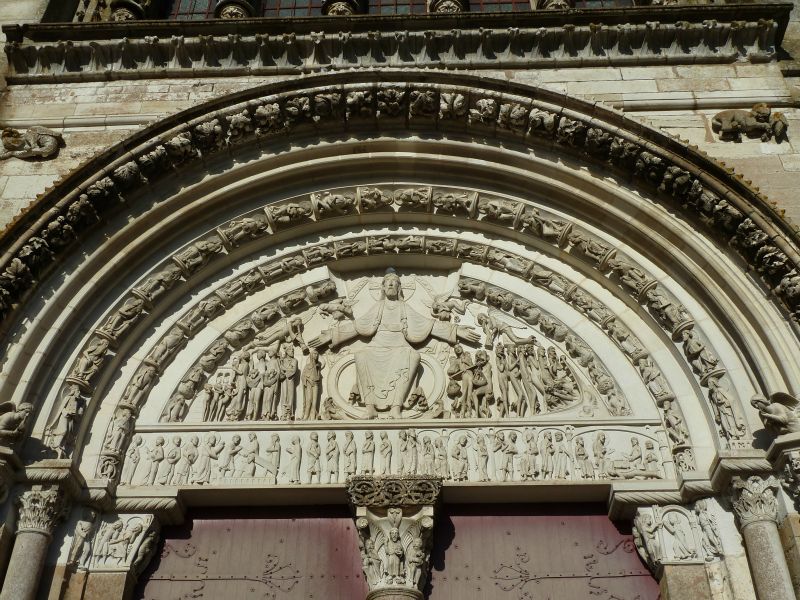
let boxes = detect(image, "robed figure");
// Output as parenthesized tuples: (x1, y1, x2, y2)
(311, 269, 478, 418)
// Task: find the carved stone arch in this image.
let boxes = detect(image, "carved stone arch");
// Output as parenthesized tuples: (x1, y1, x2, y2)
(1, 69, 799, 600)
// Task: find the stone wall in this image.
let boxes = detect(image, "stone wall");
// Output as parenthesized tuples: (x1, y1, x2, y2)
(2, 63, 800, 227)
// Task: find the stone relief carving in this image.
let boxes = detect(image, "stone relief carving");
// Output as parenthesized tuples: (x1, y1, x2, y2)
(0, 77, 794, 363)
(711, 103, 788, 143)
(119, 425, 668, 487)
(5, 17, 780, 84)
(43, 384, 86, 458)
(67, 512, 158, 572)
(0, 126, 63, 160)
(160, 268, 634, 425)
(781, 451, 800, 510)
(75, 224, 732, 482)
(634, 500, 728, 573)
(348, 476, 441, 596)
(0, 400, 34, 444)
(750, 392, 800, 436)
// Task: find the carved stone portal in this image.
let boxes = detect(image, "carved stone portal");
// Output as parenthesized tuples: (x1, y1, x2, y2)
(347, 476, 443, 600)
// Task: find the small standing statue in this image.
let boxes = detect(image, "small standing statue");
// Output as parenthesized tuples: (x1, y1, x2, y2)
(406, 537, 426, 588)
(301, 349, 322, 420)
(385, 527, 405, 584)
(362, 539, 383, 586)
(44, 385, 85, 458)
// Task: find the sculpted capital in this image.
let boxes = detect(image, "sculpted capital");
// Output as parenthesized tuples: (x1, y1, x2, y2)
(348, 477, 443, 598)
(731, 475, 780, 527)
(16, 488, 68, 537)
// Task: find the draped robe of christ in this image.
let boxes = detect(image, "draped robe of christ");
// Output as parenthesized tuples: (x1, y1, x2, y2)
(326, 297, 457, 415)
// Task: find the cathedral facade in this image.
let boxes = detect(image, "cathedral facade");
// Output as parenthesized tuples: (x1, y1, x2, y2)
(1, 0, 800, 599)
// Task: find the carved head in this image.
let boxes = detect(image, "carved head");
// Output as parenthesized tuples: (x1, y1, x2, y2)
(382, 270, 402, 300)
(750, 395, 769, 411)
(389, 527, 400, 541)
(751, 103, 771, 120)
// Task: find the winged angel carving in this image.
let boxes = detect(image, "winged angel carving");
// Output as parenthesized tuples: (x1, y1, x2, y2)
(310, 268, 480, 418)
(751, 392, 800, 436)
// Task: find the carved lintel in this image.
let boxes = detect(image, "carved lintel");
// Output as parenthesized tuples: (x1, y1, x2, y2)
(16, 487, 69, 537)
(348, 477, 442, 596)
(731, 475, 780, 528)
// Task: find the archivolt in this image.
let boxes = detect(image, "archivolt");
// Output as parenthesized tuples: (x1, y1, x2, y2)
(1, 72, 797, 504)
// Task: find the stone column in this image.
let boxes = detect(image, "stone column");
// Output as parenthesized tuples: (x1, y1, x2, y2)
(731, 475, 797, 600)
(347, 476, 443, 600)
(0, 487, 68, 600)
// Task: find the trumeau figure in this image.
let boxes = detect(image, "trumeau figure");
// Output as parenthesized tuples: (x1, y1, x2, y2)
(310, 269, 479, 418)
(750, 392, 800, 435)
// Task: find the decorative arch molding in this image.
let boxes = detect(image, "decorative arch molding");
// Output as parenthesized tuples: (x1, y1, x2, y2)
(68, 209, 755, 489)
(0, 70, 798, 334)
(0, 70, 796, 524)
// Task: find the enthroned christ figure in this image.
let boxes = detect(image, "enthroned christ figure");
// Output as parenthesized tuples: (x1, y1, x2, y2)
(310, 269, 479, 418)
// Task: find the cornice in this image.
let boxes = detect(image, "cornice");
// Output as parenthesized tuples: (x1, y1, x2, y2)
(5, 4, 791, 41)
(2, 4, 790, 84)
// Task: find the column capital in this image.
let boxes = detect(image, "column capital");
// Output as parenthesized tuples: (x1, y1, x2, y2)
(730, 475, 780, 528)
(16, 486, 69, 537)
(347, 476, 443, 600)
(633, 500, 725, 577)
